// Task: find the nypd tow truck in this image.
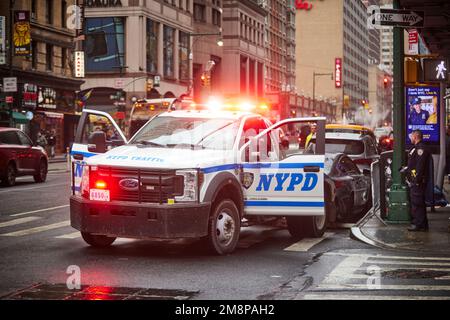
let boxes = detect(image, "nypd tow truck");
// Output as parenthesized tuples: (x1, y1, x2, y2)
(70, 106, 330, 255)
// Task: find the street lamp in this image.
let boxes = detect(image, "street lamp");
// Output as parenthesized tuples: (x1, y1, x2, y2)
(312, 72, 333, 114)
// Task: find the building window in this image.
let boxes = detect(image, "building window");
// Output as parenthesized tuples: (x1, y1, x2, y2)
(85, 17, 125, 72)
(46, 44, 53, 71)
(32, 41, 38, 69)
(61, 48, 66, 73)
(179, 31, 189, 81)
(31, 0, 37, 20)
(146, 19, 158, 74)
(194, 3, 206, 22)
(163, 26, 175, 78)
(212, 9, 221, 27)
(45, 0, 53, 25)
(61, 1, 67, 28)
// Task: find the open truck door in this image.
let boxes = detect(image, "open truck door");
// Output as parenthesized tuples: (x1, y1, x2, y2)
(240, 117, 327, 238)
(70, 109, 127, 195)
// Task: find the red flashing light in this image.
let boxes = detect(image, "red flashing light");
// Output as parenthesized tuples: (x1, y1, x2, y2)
(95, 180, 107, 189)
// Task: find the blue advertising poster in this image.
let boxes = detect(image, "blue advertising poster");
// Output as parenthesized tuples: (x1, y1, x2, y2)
(406, 86, 440, 145)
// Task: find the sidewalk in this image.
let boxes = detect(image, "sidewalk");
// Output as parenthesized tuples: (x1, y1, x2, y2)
(48, 159, 71, 173)
(351, 207, 450, 255)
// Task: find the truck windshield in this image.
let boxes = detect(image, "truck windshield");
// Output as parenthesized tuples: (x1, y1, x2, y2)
(130, 116, 240, 150)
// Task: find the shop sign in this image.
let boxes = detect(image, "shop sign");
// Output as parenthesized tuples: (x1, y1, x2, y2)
(3, 77, 17, 92)
(74, 51, 85, 78)
(38, 87, 57, 109)
(13, 11, 31, 56)
(295, 0, 314, 10)
(22, 83, 38, 109)
(85, 0, 122, 8)
(335, 58, 342, 88)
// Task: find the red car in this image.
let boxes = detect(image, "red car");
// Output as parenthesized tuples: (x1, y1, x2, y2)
(0, 127, 48, 186)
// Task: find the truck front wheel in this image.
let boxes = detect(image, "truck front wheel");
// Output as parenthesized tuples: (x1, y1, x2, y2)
(206, 199, 240, 255)
(81, 232, 116, 247)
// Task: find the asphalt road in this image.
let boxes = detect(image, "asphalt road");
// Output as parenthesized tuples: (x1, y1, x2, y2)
(1, 169, 450, 300)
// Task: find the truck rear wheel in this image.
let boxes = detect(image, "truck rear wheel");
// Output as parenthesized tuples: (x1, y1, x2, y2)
(81, 232, 116, 247)
(287, 214, 327, 239)
(206, 199, 240, 255)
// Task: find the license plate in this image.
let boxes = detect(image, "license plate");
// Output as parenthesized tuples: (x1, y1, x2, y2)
(89, 189, 110, 202)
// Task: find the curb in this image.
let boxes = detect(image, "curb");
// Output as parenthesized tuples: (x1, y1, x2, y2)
(350, 208, 450, 256)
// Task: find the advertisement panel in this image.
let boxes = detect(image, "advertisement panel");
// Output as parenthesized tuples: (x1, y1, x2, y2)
(335, 58, 342, 88)
(0, 16, 6, 64)
(13, 11, 31, 56)
(406, 86, 440, 145)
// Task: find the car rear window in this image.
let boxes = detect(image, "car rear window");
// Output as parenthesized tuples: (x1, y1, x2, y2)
(324, 139, 364, 155)
(0, 131, 21, 145)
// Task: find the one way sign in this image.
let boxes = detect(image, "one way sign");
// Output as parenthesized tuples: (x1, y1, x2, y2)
(368, 8, 424, 28)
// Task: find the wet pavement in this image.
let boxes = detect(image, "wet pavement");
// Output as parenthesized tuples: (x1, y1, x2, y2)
(352, 207, 450, 255)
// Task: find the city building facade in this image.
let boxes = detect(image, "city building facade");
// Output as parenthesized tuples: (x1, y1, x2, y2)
(80, 0, 195, 118)
(295, 0, 369, 122)
(0, 0, 83, 155)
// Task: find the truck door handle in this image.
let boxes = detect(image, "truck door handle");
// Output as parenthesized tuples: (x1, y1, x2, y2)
(304, 166, 320, 173)
(73, 153, 84, 160)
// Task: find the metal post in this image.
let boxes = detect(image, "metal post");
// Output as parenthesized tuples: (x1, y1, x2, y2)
(387, 0, 410, 223)
(8, 0, 15, 127)
(436, 81, 446, 188)
(313, 72, 316, 113)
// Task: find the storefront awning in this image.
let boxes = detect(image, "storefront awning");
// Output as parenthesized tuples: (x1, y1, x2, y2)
(12, 112, 29, 124)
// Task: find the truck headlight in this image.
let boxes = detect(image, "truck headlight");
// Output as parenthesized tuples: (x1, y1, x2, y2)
(175, 169, 201, 202)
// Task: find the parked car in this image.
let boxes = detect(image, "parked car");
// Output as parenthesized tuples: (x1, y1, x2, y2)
(0, 127, 48, 186)
(310, 131, 379, 174)
(324, 153, 371, 222)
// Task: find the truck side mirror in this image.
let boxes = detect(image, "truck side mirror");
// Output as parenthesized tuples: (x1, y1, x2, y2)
(88, 131, 107, 153)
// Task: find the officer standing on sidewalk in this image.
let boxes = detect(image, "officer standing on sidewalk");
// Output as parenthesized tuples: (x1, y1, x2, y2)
(406, 129, 431, 232)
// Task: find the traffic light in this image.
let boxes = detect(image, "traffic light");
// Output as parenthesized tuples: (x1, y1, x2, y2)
(201, 73, 211, 87)
(343, 95, 350, 108)
(383, 77, 389, 88)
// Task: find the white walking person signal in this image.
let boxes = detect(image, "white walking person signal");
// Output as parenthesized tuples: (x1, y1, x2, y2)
(436, 61, 447, 80)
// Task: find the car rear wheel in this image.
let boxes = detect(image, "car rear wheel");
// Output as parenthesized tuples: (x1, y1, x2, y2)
(206, 199, 240, 255)
(2, 163, 16, 187)
(33, 159, 48, 183)
(81, 232, 116, 247)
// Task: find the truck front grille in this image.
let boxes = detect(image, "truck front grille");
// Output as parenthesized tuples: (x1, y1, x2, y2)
(96, 167, 183, 204)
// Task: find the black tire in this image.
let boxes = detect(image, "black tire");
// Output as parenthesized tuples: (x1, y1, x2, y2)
(286, 216, 307, 239)
(287, 213, 327, 239)
(2, 162, 16, 187)
(33, 159, 48, 183)
(206, 199, 240, 255)
(81, 232, 116, 247)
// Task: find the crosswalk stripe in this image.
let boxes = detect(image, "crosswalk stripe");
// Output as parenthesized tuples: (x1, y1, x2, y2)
(363, 260, 450, 267)
(325, 252, 450, 261)
(0, 216, 40, 228)
(55, 231, 80, 239)
(284, 232, 334, 252)
(303, 294, 450, 300)
(10, 205, 69, 217)
(0, 220, 70, 237)
(317, 283, 450, 291)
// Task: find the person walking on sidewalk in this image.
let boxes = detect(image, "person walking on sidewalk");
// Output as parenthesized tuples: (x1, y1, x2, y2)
(407, 129, 431, 232)
(48, 130, 56, 159)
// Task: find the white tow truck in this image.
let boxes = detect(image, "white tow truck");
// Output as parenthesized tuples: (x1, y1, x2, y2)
(70, 106, 329, 254)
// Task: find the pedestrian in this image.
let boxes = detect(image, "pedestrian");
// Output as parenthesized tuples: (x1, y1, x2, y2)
(304, 123, 316, 150)
(406, 129, 431, 232)
(36, 131, 48, 150)
(48, 130, 56, 158)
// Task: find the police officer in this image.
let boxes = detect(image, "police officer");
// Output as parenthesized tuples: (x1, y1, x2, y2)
(408, 97, 429, 125)
(406, 129, 430, 232)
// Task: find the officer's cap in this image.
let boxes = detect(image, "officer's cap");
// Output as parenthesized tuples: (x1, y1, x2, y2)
(411, 97, 422, 105)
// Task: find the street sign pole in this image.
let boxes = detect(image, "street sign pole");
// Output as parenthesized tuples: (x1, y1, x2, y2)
(387, 0, 411, 223)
